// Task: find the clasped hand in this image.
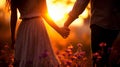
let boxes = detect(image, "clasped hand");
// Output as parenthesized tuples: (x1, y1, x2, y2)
(59, 26, 70, 39)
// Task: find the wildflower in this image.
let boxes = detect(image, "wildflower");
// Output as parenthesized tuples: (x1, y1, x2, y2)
(71, 56, 77, 61)
(97, 55, 102, 59)
(83, 57, 87, 61)
(74, 51, 79, 57)
(9, 53, 14, 62)
(96, 55, 102, 62)
(79, 51, 86, 56)
(67, 52, 72, 56)
(61, 59, 68, 65)
(77, 64, 81, 67)
(77, 43, 83, 47)
(65, 49, 72, 53)
(56, 42, 88, 66)
(93, 52, 102, 63)
(4, 44, 9, 49)
(77, 55, 82, 59)
(77, 43, 83, 52)
(99, 42, 107, 47)
(56, 50, 60, 55)
(57, 55, 62, 59)
(9, 64, 13, 67)
(67, 45, 73, 50)
(62, 52, 66, 57)
(93, 52, 100, 57)
(66, 60, 72, 66)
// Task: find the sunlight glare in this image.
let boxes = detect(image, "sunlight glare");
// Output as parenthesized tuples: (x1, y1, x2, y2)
(0, 0, 5, 8)
(48, 5, 66, 22)
(47, 0, 89, 27)
(72, 17, 84, 27)
(80, 9, 89, 19)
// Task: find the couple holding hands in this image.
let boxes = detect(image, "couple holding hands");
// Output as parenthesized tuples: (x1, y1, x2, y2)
(9, 0, 120, 67)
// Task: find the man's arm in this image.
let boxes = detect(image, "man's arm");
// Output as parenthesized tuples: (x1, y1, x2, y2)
(64, 0, 90, 27)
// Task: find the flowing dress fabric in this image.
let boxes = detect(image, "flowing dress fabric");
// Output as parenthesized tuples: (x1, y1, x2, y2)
(15, 17, 59, 67)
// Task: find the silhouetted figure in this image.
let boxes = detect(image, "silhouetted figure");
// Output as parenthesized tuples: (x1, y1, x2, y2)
(64, 0, 120, 67)
(7, 0, 70, 67)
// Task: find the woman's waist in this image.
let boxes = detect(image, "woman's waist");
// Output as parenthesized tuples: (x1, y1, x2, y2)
(20, 13, 42, 20)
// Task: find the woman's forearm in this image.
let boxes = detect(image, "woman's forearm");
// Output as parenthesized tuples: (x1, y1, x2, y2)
(43, 13, 61, 33)
(41, 0, 61, 33)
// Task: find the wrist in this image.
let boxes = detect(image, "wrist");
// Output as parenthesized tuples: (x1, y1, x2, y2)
(64, 23, 68, 28)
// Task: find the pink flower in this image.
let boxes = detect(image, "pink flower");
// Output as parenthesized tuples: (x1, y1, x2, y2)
(65, 49, 72, 53)
(93, 52, 100, 57)
(4, 44, 9, 49)
(71, 56, 77, 61)
(56, 50, 60, 55)
(99, 42, 107, 47)
(79, 51, 86, 56)
(77, 43, 83, 47)
(66, 60, 72, 66)
(62, 53, 66, 57)
(67, 45, 73, 50)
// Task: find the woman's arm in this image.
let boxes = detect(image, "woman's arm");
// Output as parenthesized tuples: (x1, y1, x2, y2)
(40, 0, 70, 38)
(10, 0, 17, 49)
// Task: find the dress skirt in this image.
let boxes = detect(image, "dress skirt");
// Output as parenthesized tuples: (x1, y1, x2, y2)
(14, 17, 60, 67)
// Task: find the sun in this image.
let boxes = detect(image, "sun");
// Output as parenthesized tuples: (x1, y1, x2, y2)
(47, 0, 89, 27)
(47, 1, 71, 22)
(48, 6, 66, 22)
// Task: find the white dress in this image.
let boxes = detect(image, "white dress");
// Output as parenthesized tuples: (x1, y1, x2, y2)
(14, 0, 60, 67)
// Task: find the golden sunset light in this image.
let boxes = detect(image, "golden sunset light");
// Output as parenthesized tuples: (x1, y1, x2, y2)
(0, 0, 5, 8)
(44, 0, 90, 51)
(47, 0, 89, 27)
(0, 0, 90, 54)
(0, 0, 89, 27)
(0, 0, 92, 67)
(0, 0, 90, 47)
